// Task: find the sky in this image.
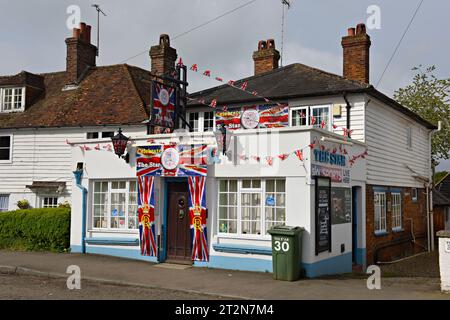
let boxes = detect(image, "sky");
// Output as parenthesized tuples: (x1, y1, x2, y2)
(0, 0, 449, 169)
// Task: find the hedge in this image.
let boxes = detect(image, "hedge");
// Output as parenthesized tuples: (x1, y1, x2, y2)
(0, 208, 70, 252)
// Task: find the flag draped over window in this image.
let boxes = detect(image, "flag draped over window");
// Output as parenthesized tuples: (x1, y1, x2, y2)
(137, 175, 157, 257)
(187, 176, 209, 262)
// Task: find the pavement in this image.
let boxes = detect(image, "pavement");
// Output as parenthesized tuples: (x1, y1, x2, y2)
(0, 250, 449, 300)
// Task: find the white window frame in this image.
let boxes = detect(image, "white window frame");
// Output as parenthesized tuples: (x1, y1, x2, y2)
(412, 188, 418, 202)
(289, 104, 332, 130)
(41, 196, 59, 208)
(187, 111, 216, 132)
(0, 194, 9, 212)
(0, 134, 13, 164)
(1, 87, 25, 112)
(91, 180, 138, 232)
(218, 179, 286, 239)
(374, 192, 387, 234)
(391, 192, 402, 230)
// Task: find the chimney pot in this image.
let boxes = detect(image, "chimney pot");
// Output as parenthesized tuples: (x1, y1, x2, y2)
(253, 39, 280, 75)
(73, 28, 81, 39)
(356, 23, 366, 35)
(347, 28, 355, 36)
(85, 25, 92, 44)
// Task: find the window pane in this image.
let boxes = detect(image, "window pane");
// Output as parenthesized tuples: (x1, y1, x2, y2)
(252, 180, 261, 189)
(219, 193, 228, 205)
(0, 149, 10, 160)
(276, 180, 285, 192)
(229, 207, 237, 220)
(229, 180, 237, 192)
(0, 136, 11, 148)
(87, 132, 99, 139)
(101, 132, 114, 138)
(242, 180, 251, 188)
(276, 194, 285, 207)
(251, 193, 261, 206)
(219, 207, 227, 220)
(219, 180, 228, 192)
(229, 193, 237, 206)
(266, 180, 275, 192)
(291, 108, 307, 126)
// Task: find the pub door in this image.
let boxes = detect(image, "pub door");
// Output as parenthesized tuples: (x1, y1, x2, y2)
(166, 181, 192, 264)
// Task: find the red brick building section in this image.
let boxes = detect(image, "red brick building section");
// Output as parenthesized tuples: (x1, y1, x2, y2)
(366, 185, 428, 265)
(341, 23, 371, 84)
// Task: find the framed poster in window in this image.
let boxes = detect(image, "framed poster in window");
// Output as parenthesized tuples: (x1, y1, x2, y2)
(315, 176, 331, 255)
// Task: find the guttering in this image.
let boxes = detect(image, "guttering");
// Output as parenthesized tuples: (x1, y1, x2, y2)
(73, 170, 87, 254)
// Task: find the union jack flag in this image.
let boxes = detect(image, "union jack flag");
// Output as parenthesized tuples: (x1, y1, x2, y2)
(188, 176, 209, 262)
(151, 82, 175, 129)
(137, 175, 157, 257)
(178, 145, 208, 177)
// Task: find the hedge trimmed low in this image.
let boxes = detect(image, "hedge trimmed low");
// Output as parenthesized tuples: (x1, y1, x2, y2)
(0, 208, 70, 252)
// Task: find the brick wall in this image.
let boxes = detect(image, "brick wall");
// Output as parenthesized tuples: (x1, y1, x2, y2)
(341, 24, 371, 84)
(366, 185, 428, 265)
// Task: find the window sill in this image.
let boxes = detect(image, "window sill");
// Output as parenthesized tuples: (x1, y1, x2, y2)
(217, 233, 271, 241)
(212, 243, 272, 256)
(374, 231, 389, 237)
(392, 228, 404, 233)
(88, 229, 139, 234)
(85, 237, 139, 246)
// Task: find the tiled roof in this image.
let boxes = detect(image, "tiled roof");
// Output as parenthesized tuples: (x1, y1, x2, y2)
(188, 63, 436, 129)
(0, 64, 152, 129)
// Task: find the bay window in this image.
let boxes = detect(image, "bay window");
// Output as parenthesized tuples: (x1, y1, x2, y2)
(92, 180, 138, 230)
(218, 179, 286, 236)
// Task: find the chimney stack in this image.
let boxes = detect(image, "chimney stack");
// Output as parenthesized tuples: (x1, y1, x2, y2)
(341, 23, 371, 84)
(65, 22, 97, 85)
(150, 34, 177, 76)
(252, 39, 280, 76)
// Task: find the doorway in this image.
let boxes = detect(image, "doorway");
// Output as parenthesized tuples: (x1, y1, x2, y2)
(351, 186, 360, 265)
(166, 181, 192, 264)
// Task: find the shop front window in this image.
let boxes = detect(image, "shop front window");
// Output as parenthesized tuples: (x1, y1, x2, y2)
(218, 179, 286, 236)
(92, 180, 138, 230)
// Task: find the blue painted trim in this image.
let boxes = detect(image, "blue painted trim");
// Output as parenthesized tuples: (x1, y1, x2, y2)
(73, 170, 87, 254)
(390, 188, 402, 193)
(85, 237, 139, 246)
(373, 186, 388, 192)
(212, 244, 272, 256)
(199, 255, 273, 273)
(85, 245, 158, 263)
(356, 248, 366, 267)
(302, 253, 352, 278)
(70, 245, 83, 253)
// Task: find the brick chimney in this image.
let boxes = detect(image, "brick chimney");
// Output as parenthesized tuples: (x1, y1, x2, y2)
(150, 34, 177, 76)
(252, 39, 280, 76)
(65, 22, 97, 85)
(341, 23, 371, 84)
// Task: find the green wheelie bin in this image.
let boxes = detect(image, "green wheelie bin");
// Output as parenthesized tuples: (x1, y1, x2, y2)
(268, 226, 304, 281)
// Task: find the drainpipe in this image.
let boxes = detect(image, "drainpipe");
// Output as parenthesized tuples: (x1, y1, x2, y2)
(343, 93, 351, 138)
(73, 170, 87, 253)
(428, 121, 442, 252)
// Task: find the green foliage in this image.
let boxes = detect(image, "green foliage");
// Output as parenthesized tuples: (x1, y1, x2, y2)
(0, 208, 70, 252)
(16, 199, 31, 210)
(434, 171, 448, 185)
(58, 200, 71, 209)
(394, 65, 450, 166)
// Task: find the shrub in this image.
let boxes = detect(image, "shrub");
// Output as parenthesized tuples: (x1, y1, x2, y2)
(0, 208, 70, 252)
(16, 199, 31, 210)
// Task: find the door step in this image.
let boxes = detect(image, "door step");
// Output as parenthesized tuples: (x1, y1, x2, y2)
(352, 264, 364, 274)
(154, 263, 192, 270)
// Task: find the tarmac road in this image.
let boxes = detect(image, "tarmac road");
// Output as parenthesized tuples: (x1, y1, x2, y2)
(0, 273, 228, 300)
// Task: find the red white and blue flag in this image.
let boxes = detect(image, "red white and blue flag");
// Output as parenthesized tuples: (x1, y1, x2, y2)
(151, 82, 176, 129)
(188, 176, 209, 262)
(137, 175, 157, 257)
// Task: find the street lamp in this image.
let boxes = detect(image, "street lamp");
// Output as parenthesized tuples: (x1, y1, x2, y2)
(111, 128, 129, 158)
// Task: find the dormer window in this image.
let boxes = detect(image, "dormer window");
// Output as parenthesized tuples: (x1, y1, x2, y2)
(1, 87, 25, 112)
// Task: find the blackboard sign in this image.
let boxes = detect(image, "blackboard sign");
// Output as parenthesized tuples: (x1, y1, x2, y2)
(331, 188, 352, 225)
(315, 176, 331, 255)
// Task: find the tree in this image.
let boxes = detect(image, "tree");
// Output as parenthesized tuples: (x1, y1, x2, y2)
(394, 66, 450, 167)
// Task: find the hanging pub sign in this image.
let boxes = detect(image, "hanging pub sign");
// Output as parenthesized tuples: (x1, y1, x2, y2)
(315, 176, 332, 255)
(215, 104, 289, 130)
(150, 81, 176, 132)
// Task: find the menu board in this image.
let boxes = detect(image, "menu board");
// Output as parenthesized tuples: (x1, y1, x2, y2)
(331, 188, 352, 225)
(315, 177, 331, 255)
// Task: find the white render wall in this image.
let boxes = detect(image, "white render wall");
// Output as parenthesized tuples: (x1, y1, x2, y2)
(0, 125, 146, 211)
